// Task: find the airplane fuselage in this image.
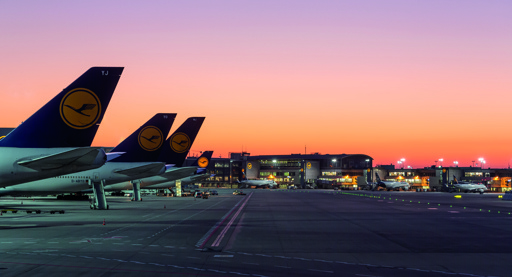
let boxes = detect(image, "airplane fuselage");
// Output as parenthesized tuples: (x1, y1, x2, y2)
(376, 181, 410, 191)
(0, 161, 165, 196)
(102, 166, 198, 191)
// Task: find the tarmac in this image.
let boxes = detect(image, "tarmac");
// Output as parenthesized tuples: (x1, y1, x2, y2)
(1, 189, 512, 276)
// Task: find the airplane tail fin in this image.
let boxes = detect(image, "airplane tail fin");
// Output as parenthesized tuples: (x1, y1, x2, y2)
(0, 67, 123, 148)
(110, 113, 177, 162)
(375, 172, 382, 183)
(158, 117, 205, 166)
(453, 175, 459, 184)
(190, 151, 213, 168)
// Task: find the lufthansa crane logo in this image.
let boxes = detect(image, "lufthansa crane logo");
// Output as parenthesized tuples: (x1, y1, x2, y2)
(306, 162, 312, 169)
(170, 132, 190, 153)
(247, 163, 252, 170)
(60, 88, 101, 129)
(138, 126, 164, 151)
(198, 157, 209, 168)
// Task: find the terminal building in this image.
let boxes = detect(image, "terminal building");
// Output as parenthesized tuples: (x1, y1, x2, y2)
(185, 152, 373, 189)
(185, 153, 512, 192)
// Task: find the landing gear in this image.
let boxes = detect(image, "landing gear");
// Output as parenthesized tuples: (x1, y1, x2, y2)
(90, 179, 108, 210)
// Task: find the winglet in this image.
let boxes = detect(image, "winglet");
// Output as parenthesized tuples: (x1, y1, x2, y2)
(0, 67, 124, 148)
(109, 113, 177, 162)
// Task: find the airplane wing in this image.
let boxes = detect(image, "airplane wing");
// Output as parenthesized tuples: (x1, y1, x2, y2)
(17, 147, 106, 171)
(113, 162, 165, 177)
(160, 167, 198, 181)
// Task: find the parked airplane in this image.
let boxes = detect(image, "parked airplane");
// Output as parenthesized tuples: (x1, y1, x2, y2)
(141, 151, 214, 190)
(448, 175, 487, 194)
(102, 117, 205, 200)
(372, 172, 410, 191)
(0, 113, 176, 210)
(0, 67, 123, 188)
(238, 176, 277, 189)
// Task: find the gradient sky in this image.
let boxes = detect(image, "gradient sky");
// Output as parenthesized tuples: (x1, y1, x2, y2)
(1, 1, 511, 168)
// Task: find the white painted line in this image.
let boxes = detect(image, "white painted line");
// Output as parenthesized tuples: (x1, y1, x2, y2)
(113, 259, 127, 262)
(314, 259, 333, 263)
(211, 193, 253, 247)
(130, 261, 145, 264)
(294, 257, 312, 261)
(149, 263, 165, 266)
(230, 272, 250, 276)
(80, 256, 93, 259)
(255, 254, 271, 257)
(164, 246, 175, 248)
(168, 265, 184, 268)
(131, 244, 142, 246)
(149, 245, 159, 247)
(336, 261, 355, 265)
(208, 269, 227, 273)
(97, 257, 110, 260)
(214, 255, 233, 258)
(406, 268, 429, 272)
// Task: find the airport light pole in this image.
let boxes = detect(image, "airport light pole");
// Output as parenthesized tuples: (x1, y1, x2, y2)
(400, 158, 405, 169)
(397, 161, 402, 169)
(478, 158, 484, 168)
(453, 161, 459, 167)
(439, 158, 443, 167)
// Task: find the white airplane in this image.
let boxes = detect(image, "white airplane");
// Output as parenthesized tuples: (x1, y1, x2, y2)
(0, 67, 123, 189)
(101, 117, 206, 199)
(372, 172, 410, 191)
(238, 178, 277, 189)
(138, 151, 213, 190)
(0, 113, 177, 210)
(449, 176, 487, 194)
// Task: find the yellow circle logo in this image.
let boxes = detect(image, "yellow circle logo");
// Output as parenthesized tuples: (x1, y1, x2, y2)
(443, 169, 446, 173)
(60, 88, 101, 129)
(247, 163, 252, 170)
(198, 157, 209, 168)
(170, 132, 191, 153)
(306, 162, 312, 169)
(138, 126, 163, 151)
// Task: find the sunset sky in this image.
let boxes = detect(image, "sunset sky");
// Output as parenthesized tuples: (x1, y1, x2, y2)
(1, 1, 511, 168)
